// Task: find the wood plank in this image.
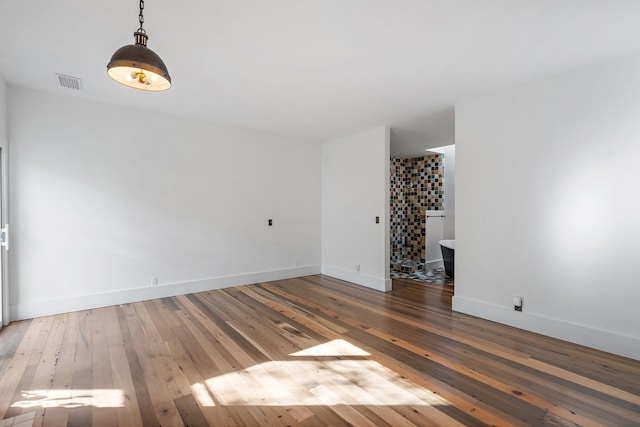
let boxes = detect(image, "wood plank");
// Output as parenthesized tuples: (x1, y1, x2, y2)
(91, 307, 118, 427)
(121, 303, 183, 426)
(174, 394, 209, 427)
(0, 320, 32, 374)
(164, 339, 237, 427)
(25, 313, 69, 427)
(115, 305, 160, 427)
(0, 316, 51, 419)
(109, 346, 143, 427)
(67, 310, 93, 427)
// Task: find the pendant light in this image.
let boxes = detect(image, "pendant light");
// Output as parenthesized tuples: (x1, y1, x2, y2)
(107, 0, 171, 91)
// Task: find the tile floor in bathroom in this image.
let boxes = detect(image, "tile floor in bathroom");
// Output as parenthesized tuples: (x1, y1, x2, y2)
(390, 266, 454, 286)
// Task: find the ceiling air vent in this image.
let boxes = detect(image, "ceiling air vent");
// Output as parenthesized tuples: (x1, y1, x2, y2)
(55, 74, 82, 91)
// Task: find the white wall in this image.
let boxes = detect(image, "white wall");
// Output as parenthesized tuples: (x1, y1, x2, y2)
(321, 127, 391, 291)
(454, 53, 640, 360)
(424, 146, 454, 268)
(442, 145, 455, 240)
(8, 87, 321, 319)
(0, 76, 6, 326)
(424, 213, 445, 268)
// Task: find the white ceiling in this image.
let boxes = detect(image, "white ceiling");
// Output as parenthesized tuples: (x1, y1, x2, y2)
(2, 1, 640, 156)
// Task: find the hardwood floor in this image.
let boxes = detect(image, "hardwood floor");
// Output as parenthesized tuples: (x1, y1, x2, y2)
(0, 275, 639, 426)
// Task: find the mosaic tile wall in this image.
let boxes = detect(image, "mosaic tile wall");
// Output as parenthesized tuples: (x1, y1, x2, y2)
(390, 154, 444, 263)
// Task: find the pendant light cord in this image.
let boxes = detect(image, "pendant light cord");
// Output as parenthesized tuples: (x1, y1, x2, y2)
(138, 0, 145, 34)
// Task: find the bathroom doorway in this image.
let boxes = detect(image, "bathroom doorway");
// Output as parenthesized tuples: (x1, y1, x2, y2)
(389, 144, 455, 286)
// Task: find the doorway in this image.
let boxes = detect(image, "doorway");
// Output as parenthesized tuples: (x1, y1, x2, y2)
(389, 144, 455, 286)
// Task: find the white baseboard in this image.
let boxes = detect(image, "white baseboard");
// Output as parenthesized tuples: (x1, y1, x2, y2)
(424, 259, 444, 269)
(10, 265, 321, 321)
(321, 265, 391, 292)
(452, 295, 640, 361)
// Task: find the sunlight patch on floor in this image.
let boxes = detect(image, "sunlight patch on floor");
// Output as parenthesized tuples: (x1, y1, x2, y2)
(11, 389, 125, 409)
(204, 340, 447, 407)
(191, 382, 216, 407)
(289, 339, 370, 357)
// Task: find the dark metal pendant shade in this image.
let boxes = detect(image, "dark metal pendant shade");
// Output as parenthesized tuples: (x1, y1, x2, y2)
(107, 36, 171, 91)
(107, 1, 171, 91)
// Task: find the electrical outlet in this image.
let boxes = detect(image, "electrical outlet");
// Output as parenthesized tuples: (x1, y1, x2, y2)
(355, 264, 360, 272)
(513, 296, 522, 311)
(151, 276, 158, 286)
